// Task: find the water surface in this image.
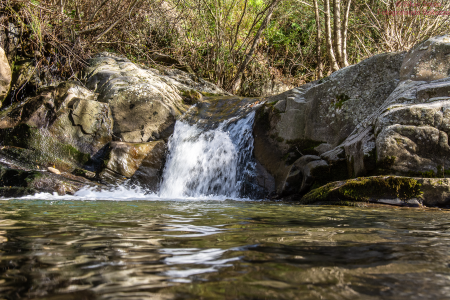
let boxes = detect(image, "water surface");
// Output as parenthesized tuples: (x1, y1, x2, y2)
(0, 199, 449, 299)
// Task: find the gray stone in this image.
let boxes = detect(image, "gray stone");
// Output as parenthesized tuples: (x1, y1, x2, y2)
(47, 82, 113, 156)
(253, 51, 405, 195)
(400, 35, 450, 82)
(83, 53, 188, 143)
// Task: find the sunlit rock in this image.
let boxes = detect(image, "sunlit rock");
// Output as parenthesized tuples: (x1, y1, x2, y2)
(100, 141, 166, 189)
(0, 47, 11, 108)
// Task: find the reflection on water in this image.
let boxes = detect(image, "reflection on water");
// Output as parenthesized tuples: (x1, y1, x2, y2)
(0, 200, 449, 299)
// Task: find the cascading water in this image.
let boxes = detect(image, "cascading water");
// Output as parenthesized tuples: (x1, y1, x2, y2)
(159, 111, 256, 198)
(13, 97, 264, 201)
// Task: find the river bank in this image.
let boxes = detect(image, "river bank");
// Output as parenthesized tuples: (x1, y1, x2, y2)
(0, 35, 449, 207)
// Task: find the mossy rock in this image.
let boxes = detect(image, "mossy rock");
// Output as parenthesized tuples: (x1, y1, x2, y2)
(0, 166, 43, 187)
(300, 176, 422, 205)
(0, 187, 38, 198)
(181, 89, 203, 105)
(0, 165, 93, 197)
(0, 124, 90, 171)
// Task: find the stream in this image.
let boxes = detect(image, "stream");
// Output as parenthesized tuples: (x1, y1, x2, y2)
(0, 200, 449, 299)
(0, 97, 449, 299)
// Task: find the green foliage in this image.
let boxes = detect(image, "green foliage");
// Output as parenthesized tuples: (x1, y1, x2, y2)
(2, 0, 449, 98)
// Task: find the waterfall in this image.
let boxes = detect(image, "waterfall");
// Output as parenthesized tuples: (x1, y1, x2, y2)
(159, 112, 256, 198)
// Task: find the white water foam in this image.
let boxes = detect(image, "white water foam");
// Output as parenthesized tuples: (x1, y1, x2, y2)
(159, 112, 255, 198)
(4, 112, 258, 201)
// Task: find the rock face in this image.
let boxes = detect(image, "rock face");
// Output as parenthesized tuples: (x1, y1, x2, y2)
(0, 82, 110, 172)
(82, 53, 229, 143)
(100, 141, 166, 191)
(254, 35, 450, 203)
(0, 52, 227, 196)
(400, 35, 450, 82)
(0, 47, 11, 107)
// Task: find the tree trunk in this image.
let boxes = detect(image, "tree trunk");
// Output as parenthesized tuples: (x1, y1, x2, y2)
(333, 0, 343, 67)
(324, 0, 339, 72)
(313, 0, 323, 78)
(228, 0, 281, 93)
(341, 0, 351, 67)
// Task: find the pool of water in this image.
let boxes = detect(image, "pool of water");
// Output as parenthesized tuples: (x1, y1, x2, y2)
(0, 199, 449, 299)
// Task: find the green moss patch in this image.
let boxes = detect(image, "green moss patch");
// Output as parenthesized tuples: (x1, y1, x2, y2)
(333, 94, 350, 109)
(181, 90, 203, 105)
(300, 176, 422, 205)
(0, 124, 90, 170)
(0, 165, 42, 188)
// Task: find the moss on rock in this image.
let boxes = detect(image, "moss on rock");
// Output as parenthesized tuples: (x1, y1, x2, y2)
(300, 176, 422, 205)
(0, 124, 90, 171)
(181, 90, 203, 104)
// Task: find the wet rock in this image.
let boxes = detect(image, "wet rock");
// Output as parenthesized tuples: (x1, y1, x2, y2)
(0, 165, 95, 197)
(100, 141, 166, 188)
(253, 159, 276, 194)
(130, 142, 167, 192)
(0, 47, 11, 107)
(301, 176, 450, 207)
(300, 176, 423, 205)
(180, 89, 203, 105)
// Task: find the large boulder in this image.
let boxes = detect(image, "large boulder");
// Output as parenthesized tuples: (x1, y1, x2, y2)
(100, 141, 166, 191)
(254, 35, 450, 199)
(0, 47, 11, 108)
(0, 81, 112, 172)
(83, 53, 186, 142)
(82, 53, 231, 143)
(400, 35, 450, 81)
(254, 51, 405, 193)
(301, 176, 450, 207)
